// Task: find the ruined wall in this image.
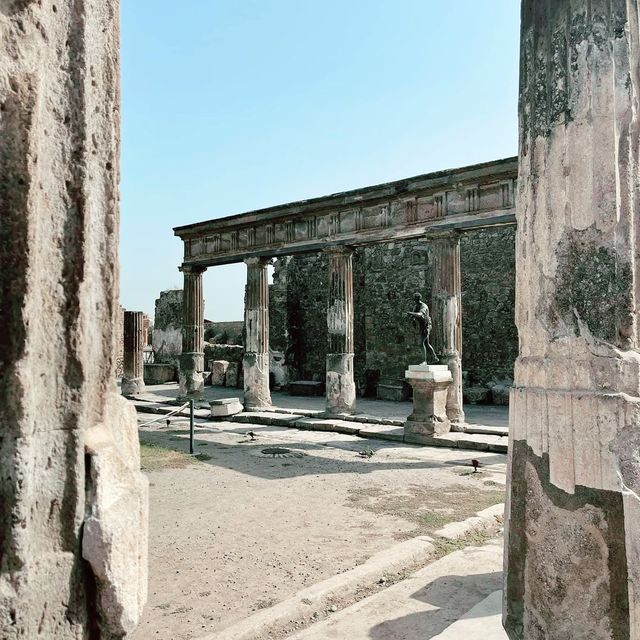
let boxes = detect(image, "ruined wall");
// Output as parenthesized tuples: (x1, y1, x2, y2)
(460, 226, 517, 385)
(153, 289, 183, 364)
(0, 2, 147, 637)
(273, 227, 517, 395)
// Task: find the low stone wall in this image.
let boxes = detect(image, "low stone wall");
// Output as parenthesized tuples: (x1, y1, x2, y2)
(143, 364, 177, 385)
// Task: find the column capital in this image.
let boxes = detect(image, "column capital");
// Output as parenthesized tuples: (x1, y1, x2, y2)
(323, 245, 354, 256)
(244, 256, 272, 268)
(179, 263, 207, 275)
(425, 229, 461, 243)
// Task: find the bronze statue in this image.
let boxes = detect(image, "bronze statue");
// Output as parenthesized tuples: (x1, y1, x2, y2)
(407, 293, 439, 365)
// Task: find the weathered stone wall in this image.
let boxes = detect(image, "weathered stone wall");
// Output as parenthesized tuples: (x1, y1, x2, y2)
(153, 289, 183, 365)
(460, 226, 517, 385)
(0, 2, 148, 637)
(272, 227, 517, 396)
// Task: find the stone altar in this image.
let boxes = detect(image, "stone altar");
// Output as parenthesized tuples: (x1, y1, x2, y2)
(404, 364, 453, 441)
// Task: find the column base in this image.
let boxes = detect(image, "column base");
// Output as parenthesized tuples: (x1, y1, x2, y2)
(326, 353, 356, 415)
(441, 351, 465, 426)
(121, 376, 146, 396)
(178, 352, 204, 398)
(243, 352, 271, 409)
(404, 365, 452, 440)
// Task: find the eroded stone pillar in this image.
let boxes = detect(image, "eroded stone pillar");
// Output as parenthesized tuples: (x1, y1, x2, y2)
(505, 3, 640, 638)
(243, 257, 271, 408)
(325, 247, 356, 414)
(122, 311, 146, 396)
(430, 232, 465, 426)
(0, 2, 148, 637)
(179, 264, 206, 398)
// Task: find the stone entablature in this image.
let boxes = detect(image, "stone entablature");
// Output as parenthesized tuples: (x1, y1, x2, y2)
(174, 157, 517, 267)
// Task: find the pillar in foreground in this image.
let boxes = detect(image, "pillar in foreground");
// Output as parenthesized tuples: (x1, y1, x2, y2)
(243, 257, 272, 408)
(325, 247, 356, 414)
(122, 311, 146, 395)
(430, 232, 465, 426)
(179, 264, 206, 397)
(505, 2, 640, 638)
(0, 2, 148, 636)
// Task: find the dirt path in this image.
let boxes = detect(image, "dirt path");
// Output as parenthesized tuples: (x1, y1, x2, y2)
(131, 416, 506, 640)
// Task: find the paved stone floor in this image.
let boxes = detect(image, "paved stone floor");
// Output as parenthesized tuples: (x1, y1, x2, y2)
(138, 382, 509, 429)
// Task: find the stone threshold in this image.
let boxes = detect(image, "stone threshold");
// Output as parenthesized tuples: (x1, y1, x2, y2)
(230, 411, 508, 453)
(130, 398, 508, 453)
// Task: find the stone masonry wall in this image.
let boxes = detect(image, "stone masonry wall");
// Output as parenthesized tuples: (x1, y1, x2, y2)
(272, 227, 517, 396)
(460, 226, 517, 385)
(153, 289, 183, 365)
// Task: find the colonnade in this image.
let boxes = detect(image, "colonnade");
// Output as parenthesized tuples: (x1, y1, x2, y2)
(178, 231, 464, 421)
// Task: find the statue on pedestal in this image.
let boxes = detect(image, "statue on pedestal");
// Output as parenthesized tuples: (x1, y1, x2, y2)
(407, 293, 439, 365)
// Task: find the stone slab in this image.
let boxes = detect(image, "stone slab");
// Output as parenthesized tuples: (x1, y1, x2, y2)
(232, 412, 303, 427)
(294, 418, 361, 436)
(210, 401, 243, 418)
(357, 424, 405, 442)
(210, 398, 241, 405)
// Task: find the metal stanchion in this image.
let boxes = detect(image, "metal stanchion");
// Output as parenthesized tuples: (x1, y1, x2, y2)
(189, 399, 195, 454)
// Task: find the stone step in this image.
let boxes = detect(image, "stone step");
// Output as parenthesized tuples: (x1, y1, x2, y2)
(286, 539, 505, 640)
(229, 411, 506, 453)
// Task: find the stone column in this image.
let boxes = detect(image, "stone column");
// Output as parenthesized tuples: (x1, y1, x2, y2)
(505, 3, 640, 638)
(179, 264, 206, 397)
(0, 2, 148, 637)
(325, 247, 356, 414)
(430, 232, 465, 426)
(122, 311, 146, 395)
(243, 257, 272, 408)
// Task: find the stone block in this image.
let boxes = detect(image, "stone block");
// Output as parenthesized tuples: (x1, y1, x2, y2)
(289, 380, 325, 396)
(226, 362, 240, 387)
(376, 383, 405, 401)
(143, 363, 176, 385)
(210, 398, 243, 417)
(210, 360, 229, 386)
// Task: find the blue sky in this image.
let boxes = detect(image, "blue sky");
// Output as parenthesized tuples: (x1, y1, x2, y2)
(120, 0, 520, 321)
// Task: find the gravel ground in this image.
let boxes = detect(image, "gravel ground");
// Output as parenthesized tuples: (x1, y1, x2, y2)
(131, 414, 506, 640)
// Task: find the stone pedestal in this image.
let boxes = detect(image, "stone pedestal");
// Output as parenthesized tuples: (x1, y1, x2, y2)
(122, 311, 146, 396)
(404, 365, 453, 441)
(430, 232, 465, 426)
(179, 265, 206, 398)
(243, 257, 271, 409)
(325, 247, 356, 414)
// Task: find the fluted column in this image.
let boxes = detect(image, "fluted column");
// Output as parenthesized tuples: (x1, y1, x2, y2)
(430, 232, 465, 426)
(325, 247, 356, 414)
(243, 257, 271, 408)
(505, 3, 640, 638)
(179, 264, 206, 397)
(122, 311, 146, 396)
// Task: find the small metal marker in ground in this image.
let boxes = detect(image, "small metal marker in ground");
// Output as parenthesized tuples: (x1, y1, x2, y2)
(261, 447, 305, 459)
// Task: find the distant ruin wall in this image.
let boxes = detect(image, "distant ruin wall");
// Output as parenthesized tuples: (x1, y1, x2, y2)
(271, 226, 517, 394)
(153, 289, 183, 365)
